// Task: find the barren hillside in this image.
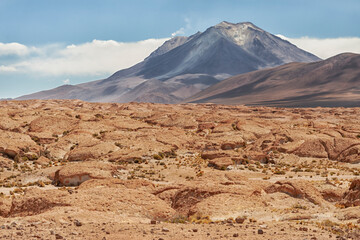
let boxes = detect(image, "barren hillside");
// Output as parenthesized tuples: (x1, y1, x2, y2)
(186, 53, 360, 107)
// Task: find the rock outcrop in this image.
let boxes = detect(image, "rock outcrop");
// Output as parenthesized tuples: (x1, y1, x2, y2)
(52, 161, 120, 186)
(265, 180, 326, 206)
(208, 157, 233, 170)
(0, 100, 359, 239)
(341, 179, 360, 207)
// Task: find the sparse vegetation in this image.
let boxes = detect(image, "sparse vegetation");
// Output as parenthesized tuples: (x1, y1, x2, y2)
(63, 130, 70, 136)
(0, 100, 359, 239)
(292, 203, 307, 210)
(169, 215, 189, 224)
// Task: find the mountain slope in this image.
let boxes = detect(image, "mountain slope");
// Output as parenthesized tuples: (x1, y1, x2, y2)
(112, 21, 319, 80)
(186, 53, 360, 107)
(17, 21, 320, 103)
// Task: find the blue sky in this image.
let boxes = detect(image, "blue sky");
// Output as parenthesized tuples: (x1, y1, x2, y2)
(0, 0, 360, 98)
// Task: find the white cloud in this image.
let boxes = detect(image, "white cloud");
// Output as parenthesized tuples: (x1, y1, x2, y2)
(276, 35, 360, 59)
(171, 17, 192, 37)
(3, 38, 168, 76)
(0, 65, 17, 72)
(171, 28, 185, 37)
(0, 42, 35, 56)
(3, 34, 359, 79)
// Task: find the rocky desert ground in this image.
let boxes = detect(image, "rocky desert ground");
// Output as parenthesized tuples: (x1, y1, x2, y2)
(0, 99, 359, 240)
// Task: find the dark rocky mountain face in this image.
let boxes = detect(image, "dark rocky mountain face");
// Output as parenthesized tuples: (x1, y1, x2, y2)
(186, 53, 360, 107)
(17, 21, 321, 103)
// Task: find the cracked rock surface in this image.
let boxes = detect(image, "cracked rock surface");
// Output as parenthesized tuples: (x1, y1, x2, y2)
(0, 100, 359, 239)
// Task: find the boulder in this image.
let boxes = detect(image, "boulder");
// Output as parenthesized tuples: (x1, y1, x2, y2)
(193, 193, 265, 220)
(237, 122, 271, 139)
(0, 156, 12, 169)
(53, 161, 118, 186)
(336, 206, 360, 220)
(5, 180, 175, 221)
(341, 179, 360, 207)
(337, 145, 360, 164)
(265, 180, 325, 206)
(197, 122, 215, 131)
(28, 116, 78, 134)
(79, 178, 154, 192)
(33, 156, 51, 166)
(67, 142, 117, 161)
(201, 150, 230, 160)
(0, 130, 40, 159)
(72, 180, 176, 221)
(208, 157, 233, 170)
(171, 186, 225, 216)
(220, 141, 245, 150)
(108, 149, 148, 163)
(7, 188, 70, 217)
(28, 132, 57, 144)
(321, 189, 344, 202)
(293, 139, 328, 158)
(145, 113, 197, 129)
(0, 197, 12, 217)
(212, 124, 233, 133)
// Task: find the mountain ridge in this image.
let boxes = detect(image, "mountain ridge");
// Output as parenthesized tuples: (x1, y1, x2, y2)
(17, 21, 321, 103)
(185, 53, 360, 107)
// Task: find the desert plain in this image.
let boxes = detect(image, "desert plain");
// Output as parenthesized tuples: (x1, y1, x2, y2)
(0, 100, 359, 239)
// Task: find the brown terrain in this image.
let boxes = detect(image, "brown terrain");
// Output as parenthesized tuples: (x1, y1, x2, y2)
(0, 99, 359, 239)
(186, 53, 360, 107)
